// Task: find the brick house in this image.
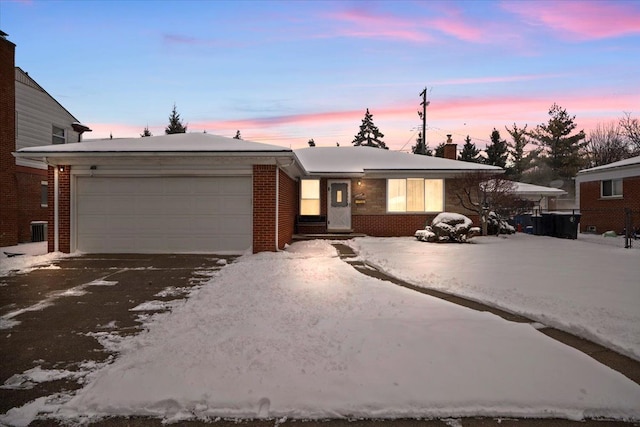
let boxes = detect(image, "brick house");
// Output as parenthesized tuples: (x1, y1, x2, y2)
(575, 156, 640, 234)
(0, 31, 90, 247)
(14, 135, 504, 254)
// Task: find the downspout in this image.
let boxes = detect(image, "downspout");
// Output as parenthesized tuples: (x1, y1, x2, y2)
(275, 166, 279, 251)
(54, 166, 59, 252)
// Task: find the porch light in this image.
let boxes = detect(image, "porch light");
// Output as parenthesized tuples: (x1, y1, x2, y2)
(58, 165, 65, 172)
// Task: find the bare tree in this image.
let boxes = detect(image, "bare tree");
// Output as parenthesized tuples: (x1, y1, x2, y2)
(585, 122, 629, 167)
(449, 171, 517, 236)
(619, 112, 640, 155)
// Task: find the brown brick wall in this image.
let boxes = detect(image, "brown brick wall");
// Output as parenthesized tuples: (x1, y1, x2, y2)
(253, 165, 277, 253)
(0, 36, 17, 247)
(278, 169, 297, 249)
(352, 214, 431, 236)
(351, 179, 386, 214)
(579, 176, 640, 234)
(47, 166, 71, 253)
(16, 166, 48, 242)
(47, 167, 54, 252)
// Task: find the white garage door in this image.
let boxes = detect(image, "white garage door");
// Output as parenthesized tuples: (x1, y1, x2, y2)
(76, 176, 252, 253)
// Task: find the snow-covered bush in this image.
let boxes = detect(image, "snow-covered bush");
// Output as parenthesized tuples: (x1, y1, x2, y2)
(487, 211, 515, 235)
(415, 212, 475, 243)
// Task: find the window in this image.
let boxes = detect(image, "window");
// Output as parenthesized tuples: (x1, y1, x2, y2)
(40, 181, 48, 207)
(387, 179, 444, 212)
(300, 179, 320, 215)
(601, 179, 622, 197)
(52, 126, 66, 144)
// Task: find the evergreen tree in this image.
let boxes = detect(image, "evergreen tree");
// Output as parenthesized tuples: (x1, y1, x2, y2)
(458, 135, 481, 163)
(528, 103, 587, 183)
(412, 132, 432, 156)
(505, 123, 530, 181)
(434, 142, 446, 157)
(307, 138, 316, 147)
(165, 104, 187, 134)
(352, 108, 387, 149)
(140, 125, 152, 137)
(233, 130, 242, 140)
(484, 128, 508, 169)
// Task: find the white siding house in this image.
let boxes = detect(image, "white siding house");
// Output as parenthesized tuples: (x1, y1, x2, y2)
(15, 67, 90, 170)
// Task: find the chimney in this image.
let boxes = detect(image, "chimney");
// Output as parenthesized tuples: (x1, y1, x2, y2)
(443, 134, 457, 160)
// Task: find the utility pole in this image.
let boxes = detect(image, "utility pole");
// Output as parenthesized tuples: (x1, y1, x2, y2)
(417, 87, 430, 155)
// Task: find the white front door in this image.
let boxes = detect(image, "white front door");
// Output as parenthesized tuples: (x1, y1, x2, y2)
(327, 179, 351, 231)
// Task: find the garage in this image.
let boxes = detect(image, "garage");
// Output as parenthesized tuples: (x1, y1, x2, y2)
(75, 175, 252, 253)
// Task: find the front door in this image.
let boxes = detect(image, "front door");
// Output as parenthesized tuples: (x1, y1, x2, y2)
(327, 180, 351, 231)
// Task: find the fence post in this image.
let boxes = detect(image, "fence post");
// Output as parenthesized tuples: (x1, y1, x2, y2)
(624, 208, 632, 249)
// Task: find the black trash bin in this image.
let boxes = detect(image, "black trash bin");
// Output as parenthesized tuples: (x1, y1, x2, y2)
(553, 213, 581, 239)
(541, 213, 555, 237)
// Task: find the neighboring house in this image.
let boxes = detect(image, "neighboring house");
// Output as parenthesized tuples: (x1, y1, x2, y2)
(0, 32, 90, 247)
(575, 156, 640, 234)
(511, 182, 567, 213)
(14, 135, 504, 254)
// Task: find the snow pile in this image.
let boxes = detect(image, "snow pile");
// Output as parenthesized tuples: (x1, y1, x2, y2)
(34, 241, 640, 423)
(351, 234, 640, 361)
(0, 242, 67, 276)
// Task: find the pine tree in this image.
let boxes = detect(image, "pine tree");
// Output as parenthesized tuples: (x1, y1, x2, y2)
(352, 108, 387, 149)
(140, 125, 152, 137)
(165, 104, 187, 134)
(434, 142, 446, 157)
(233, 130, 242, 140)
(528, 103, 587, 183)
(505, 123, 529, 180)
(485, 128, 508, 169)
(458, 136, 481, 163)
(412, 132, 432, 156)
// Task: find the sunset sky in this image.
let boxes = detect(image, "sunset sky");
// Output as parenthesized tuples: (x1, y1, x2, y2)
(2, 0, 639, 151)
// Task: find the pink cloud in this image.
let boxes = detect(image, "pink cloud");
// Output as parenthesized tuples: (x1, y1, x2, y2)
(502, 1, 640, 40)
(326, 5, 491, 44)
(326, 8, 433, 43)
(434, 73, 566, 86)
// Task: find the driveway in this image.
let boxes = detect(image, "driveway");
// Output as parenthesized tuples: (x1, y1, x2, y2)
(0, 254, 232, 417)
(1, 252, 637, 426)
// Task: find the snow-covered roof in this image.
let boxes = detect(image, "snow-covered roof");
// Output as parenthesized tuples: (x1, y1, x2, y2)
(294, 146, 502, 175)
(512, 181, 566, 197)
(15, 133, 292, 155)
(577, 155, 640, 175)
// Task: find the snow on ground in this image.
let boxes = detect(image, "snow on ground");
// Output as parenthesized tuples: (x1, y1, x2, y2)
(14, 240, 634, 424)
(350, 233, 640, 361)
(0, 242, 64, 276)
(0, 276, 117, 331)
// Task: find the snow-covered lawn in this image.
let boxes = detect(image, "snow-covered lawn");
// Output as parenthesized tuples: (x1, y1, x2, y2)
(2, 238, 640, 425)
(351, 233, 640, 362)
